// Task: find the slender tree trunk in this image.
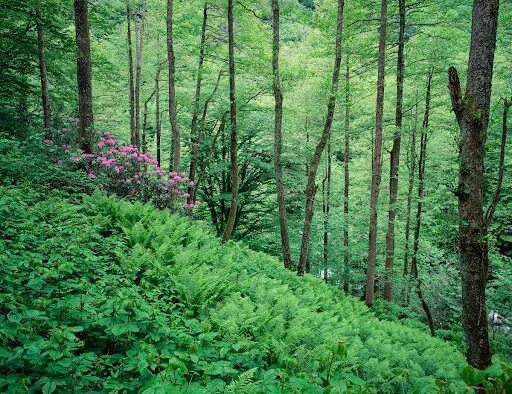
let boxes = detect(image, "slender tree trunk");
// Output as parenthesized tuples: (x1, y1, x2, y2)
(167, 0, 180, 171)
(142, 88, 156, 153)
(36, 0, 51, 134)
(365, 0, 388, 306)
(297, 0, 345, 275)
(383, 0, 405, 301)
(403, 94, 419, 276)
(73, 0, 93, 154)
(127, 3, 136, 146)
(343, 61, 350, 294)
(448, 0, 499, 370)
(322, 138, 332, 283)
(188, 2, 208, 201)
(155, 61, 162, 167)
(272, 0, 292, 269)
(221, 0, 239, 242)
(134, 1, 147, 149)
(411, 70, 435, 337)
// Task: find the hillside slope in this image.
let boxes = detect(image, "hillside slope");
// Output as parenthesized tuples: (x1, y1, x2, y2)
(0, 181, 467, 393)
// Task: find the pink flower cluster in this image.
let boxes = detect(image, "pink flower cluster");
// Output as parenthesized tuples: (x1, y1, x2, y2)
(54, 129, 199, 211)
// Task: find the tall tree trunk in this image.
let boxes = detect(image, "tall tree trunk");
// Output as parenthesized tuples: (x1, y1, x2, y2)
(411, 70, 435, 337)
(155, 60, 162, 167)
(272, 0, 292, 269)
(127, 3, 136, 146)
(403, 93, 419, 277)
(73, 0, 93, 154)
(188, 2, 208, 200)
(36, 0, 51, 134)
(365, 0, 388, 306)
(142, 87, 156, 153)
(447, 0, 499, 370)
(383, 0, 405, 301)
(167, 0, 181, 171)
(322, 138, 332, 283)
(343, 61, 350, 294)
(221, 0, 239, 242)
(297, 0, 345, 275)
(134, 1, 147, 149)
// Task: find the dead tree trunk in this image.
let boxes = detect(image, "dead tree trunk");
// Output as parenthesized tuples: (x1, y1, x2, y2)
(36, 0, 51, 134)
(383, 0, 405, 301)
(73, 0, 93, 154)
(297, 0, 345, 275)
(343, 61, 350, 294)
(272, 0, 292, 269)
(365, 0, 388, 306)
(127, 3, 136, 146)
(411, 70, 435, 337)
(167, 0, 180, 171)
(447, 0, 499, 370)
(221, 0, 239, 242)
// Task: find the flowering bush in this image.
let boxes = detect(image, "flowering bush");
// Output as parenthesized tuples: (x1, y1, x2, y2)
(47, 127, 198, 211)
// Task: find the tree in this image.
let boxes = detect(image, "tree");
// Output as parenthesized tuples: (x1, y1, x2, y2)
(35, 0, 51, 134)
(447, 0, 499, 370)
(221, 0, 239, 242)
(297, 0, 345, 275)
(167, 0, 180, 171)
(272, 0, 292, 269)
(73, 0, 93, 154)
(365, 0, 388, 306)
(134, 1, 147, 149)
(383, 0, 405, 301)
(343, 60, 350, 294)
(127, 3, 136, 146)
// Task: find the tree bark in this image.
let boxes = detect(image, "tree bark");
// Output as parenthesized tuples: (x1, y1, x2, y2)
(447, 0, 499, 370)
(155, 59, 162, 167)
(297, 0, 345, 275)
(167, 0, 181, 171)
(127, 3, 136, 146)
(189, 2, 208, 199)
(36, 0, 51, 134)
(403, 94, 419, 277)
(365, 0, 388, 306)
(272, 0, 292, 269)
(322, 138, 332, 283)
(73, 0, 93, 154)
(221, 0, 239, 242)
(134, 1, 147, 149)
(383, 0, 405, 301)
(411, 70, 435, 337)
(343, 61, 350, 294)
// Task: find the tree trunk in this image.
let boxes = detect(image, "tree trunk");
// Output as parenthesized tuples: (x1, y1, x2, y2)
(36, 0, 51, 134)
(142, 87, 156, 153)
(343, 61, 350, 294)
(297, 0, 345, 275)
(155, 60, 162, 167)
(322, 138, 332, 283)
(447, 0, 499, 370)
(383, 0, 405, 302)
(365, 0, 388, 306)
(188, 2, 208, 201)
(167, 0, 181, 171)
(134, 1, 147, 149)
(73, 0, 93, 154)
(221, 0, 239, 242)
(411, 70, 435, 337)
(127, 3, 136, 146)
(403, 94, 419, 277)
(272, 0, 292, 269)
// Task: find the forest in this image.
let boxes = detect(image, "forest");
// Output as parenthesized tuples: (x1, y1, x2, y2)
(0, 0, 511, 392)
